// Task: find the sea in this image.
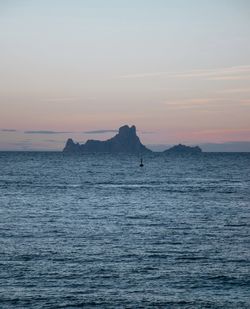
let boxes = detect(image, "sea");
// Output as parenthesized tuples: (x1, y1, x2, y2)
(0, 152, 249, 309)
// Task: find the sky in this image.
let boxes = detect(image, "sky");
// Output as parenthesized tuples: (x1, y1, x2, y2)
(0, 0, 250, 150)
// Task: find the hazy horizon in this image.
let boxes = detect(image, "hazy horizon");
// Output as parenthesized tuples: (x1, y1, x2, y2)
(1, 125, 250, 152)
(1, 1, 250, 150)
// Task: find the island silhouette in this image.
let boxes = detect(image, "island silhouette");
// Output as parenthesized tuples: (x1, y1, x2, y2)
(63, 125, 202, 154)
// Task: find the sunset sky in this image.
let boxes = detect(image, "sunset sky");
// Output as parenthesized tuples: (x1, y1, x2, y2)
(1, 0, 250, 150)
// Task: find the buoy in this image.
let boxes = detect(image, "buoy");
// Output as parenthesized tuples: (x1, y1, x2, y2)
(140, 158, 144, 167)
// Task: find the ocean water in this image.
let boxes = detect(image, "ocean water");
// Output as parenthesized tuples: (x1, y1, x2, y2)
(0, 152, 249, 309)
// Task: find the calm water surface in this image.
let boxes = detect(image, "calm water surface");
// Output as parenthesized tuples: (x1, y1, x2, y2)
(0, 152, 249, 308)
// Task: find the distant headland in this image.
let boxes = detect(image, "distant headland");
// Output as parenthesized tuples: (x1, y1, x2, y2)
(63, 125, 202, 154)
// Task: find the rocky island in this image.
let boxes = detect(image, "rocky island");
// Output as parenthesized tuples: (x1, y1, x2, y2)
(63, 125, 151, 153)
(163, 144, 202, 154)
(63, 125, 202, 154)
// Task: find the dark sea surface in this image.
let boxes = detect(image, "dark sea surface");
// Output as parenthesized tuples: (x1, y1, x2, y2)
(0, 152, 249, 309)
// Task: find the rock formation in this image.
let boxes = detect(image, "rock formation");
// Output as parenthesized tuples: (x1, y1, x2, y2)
(63, 125, 151, 153)
(163, 144, 202, 154)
